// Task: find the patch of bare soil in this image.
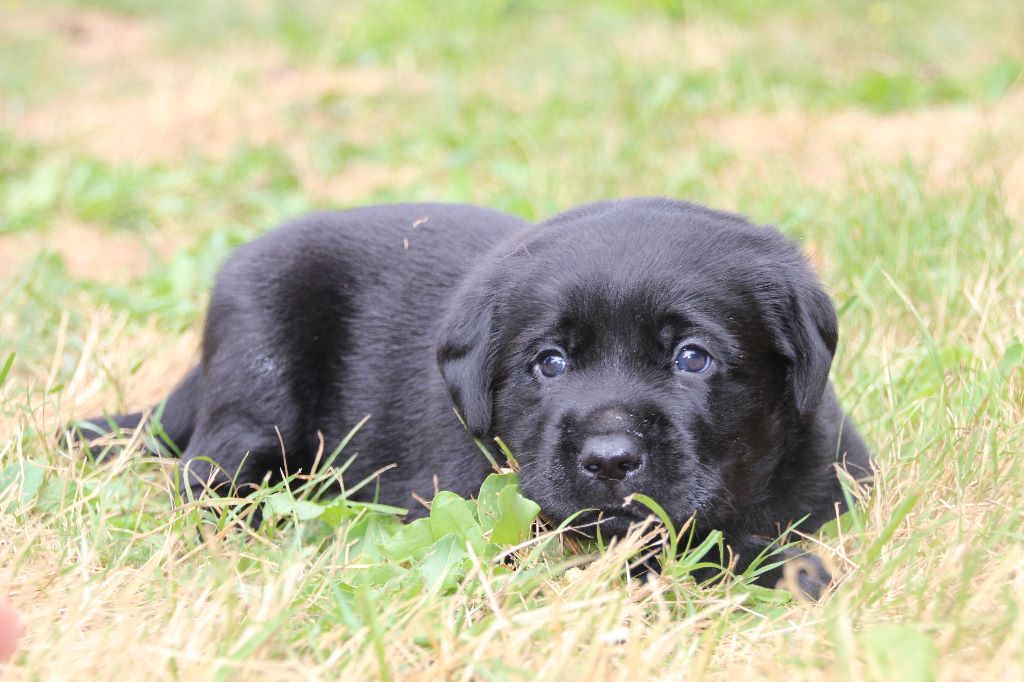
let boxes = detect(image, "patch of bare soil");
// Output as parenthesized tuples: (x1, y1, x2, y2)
(702, 90, 1024, 213)
(2, 8, 425, 166)
(48, 7, 155, 63)
(0, 221, 155, 283)
(297, 161, 423, 205)
(613, 19, 741, 70)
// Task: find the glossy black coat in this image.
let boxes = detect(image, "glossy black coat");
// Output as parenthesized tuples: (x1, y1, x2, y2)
(77, 198, 871, 594)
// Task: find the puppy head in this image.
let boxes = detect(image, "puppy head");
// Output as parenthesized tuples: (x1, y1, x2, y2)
(437, 198, 838, 535)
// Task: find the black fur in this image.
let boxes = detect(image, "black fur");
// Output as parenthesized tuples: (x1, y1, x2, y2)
(71, 198, 871, 596)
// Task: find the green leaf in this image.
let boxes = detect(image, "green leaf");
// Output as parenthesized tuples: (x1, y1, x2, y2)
(36, 478, 70, 513)
(349, 563, 405, 589)
(419, 533, 469, 593)
(0, 459, 46, 512)
(860, 625, 938, 682)
(429, 491, 485, 555)
(476, 472, 519, 529)
(291, 500, 325, 521)
(489, 484, 540, 546)
(379, 517, 434, 562)
(741, 584, 793, 605)
(817, 511, 858, 539)
(318, 497, 357, 527)
(262, 492, 324, 521)
(349, 514, 404, 561)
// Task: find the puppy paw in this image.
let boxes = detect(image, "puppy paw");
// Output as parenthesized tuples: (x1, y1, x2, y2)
(775, 553, 833, 601)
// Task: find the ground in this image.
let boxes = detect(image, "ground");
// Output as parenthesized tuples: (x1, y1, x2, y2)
(1, 0, 1022, 679)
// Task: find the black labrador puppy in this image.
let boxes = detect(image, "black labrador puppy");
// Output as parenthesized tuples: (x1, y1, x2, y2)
(73, 198, 871, 597)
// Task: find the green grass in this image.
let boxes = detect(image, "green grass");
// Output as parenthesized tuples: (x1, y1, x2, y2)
(1, 0, 1023, 678)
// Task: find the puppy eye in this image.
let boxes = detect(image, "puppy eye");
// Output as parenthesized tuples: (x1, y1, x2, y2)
(535, 350, 568, 378)
(674, 345, 712, 373)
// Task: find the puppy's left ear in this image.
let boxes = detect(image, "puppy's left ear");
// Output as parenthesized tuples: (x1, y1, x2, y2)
(785, 279, 838, 418)
(436, 273, 500, 437)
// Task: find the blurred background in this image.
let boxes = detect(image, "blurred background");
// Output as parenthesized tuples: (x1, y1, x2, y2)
(0, 0, 1021, 431)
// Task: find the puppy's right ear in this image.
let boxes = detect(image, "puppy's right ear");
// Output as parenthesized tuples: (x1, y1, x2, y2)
(436, 275, 499, 438)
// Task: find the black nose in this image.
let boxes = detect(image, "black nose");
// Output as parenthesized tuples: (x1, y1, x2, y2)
(579, 434, 642, 481)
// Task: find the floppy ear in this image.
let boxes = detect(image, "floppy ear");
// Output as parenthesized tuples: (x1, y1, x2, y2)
(785, 280, 839, 418)
(435, 273, 500, 437)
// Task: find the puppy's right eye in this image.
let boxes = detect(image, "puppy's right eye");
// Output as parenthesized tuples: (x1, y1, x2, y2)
(674, 344, 713, 373)
(535, 351, 567, 378)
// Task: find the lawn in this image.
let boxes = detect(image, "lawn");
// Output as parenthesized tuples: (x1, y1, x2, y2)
(1, 0, 1023, 678)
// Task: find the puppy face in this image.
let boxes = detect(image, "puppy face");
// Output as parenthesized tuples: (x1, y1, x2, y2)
(437, 199, 837, 536)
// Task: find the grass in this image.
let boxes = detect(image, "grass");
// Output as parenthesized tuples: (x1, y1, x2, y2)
(1, 0, 1023, 678)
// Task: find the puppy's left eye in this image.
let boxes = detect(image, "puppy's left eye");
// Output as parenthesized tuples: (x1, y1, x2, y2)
(534, 350, 567, 378)
(674, 345, 712, 373)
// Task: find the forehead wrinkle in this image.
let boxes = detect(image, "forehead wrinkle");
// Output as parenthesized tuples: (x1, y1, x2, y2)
(504, 261, 753, 363)
(553, 282, 665, 364)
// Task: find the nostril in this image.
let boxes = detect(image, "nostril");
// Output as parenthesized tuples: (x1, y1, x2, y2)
(578, 434, 643, 481)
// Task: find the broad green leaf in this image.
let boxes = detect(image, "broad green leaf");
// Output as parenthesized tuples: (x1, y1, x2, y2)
(429, 491, 485, 555)
(379, 517, 434, 562)
(292, 500, 325, 521)
(490, 484, 540, 546)
(476, 472, 519, 529)
(817, 511, 858, 539)
(263, 492, 293, 518)
(319, 497, 357, 527)
(0, 459, 47, 512)
(419, 533, 469, 593)
(348, 563, 405, 589)
(36, 479, 70, 513)
(349, 514, 404, 561)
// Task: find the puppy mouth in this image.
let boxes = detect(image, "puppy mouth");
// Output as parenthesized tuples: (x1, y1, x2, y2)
(567, 507, 651, 539)
(591, 507, 636, 520)
(578, 504, 648, 524)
